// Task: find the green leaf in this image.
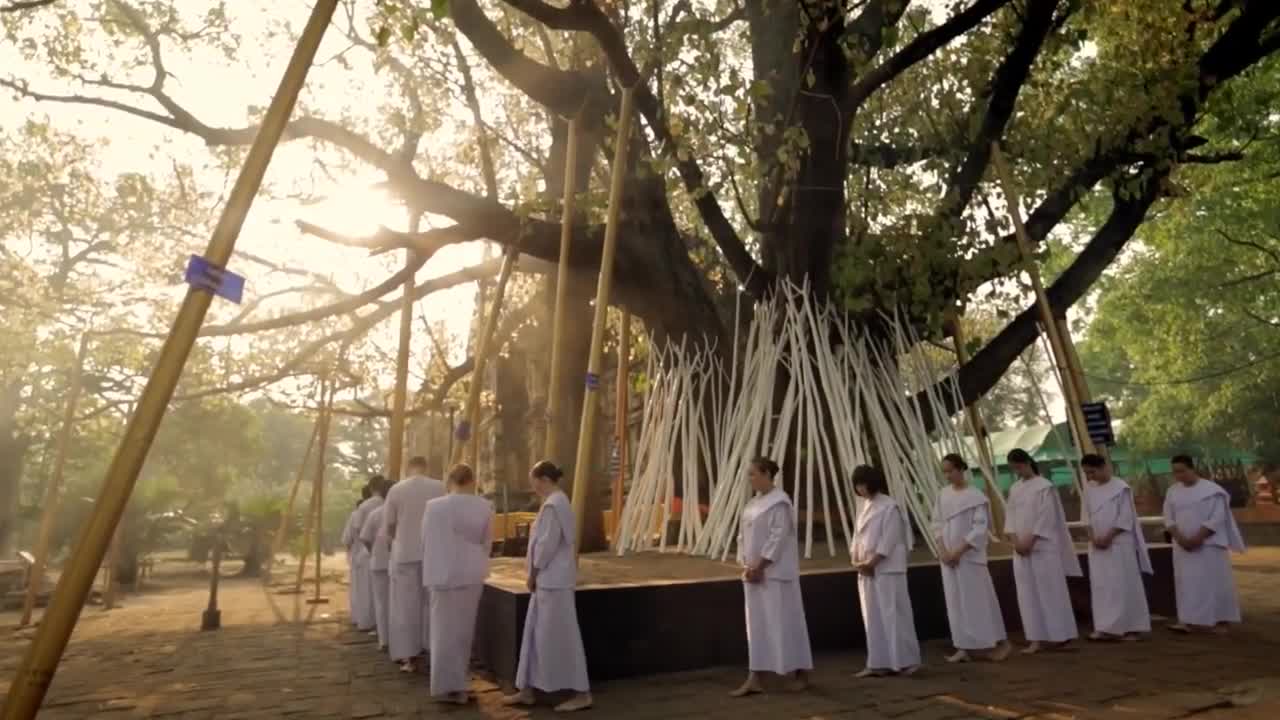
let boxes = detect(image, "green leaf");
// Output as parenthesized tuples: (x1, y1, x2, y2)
(431, 0, 449, 20)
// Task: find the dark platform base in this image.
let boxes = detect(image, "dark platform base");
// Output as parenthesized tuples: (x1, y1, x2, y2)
(475, 545, 1176, 685)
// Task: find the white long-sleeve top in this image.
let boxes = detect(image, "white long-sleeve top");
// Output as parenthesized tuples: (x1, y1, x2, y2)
(736, 487, 800, 581)
(421, 493, 493, 589)
(525, 489, 577, 589)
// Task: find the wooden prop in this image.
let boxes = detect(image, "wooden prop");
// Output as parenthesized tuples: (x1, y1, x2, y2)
(611, 310, 631, 540)
(388, 248, 416, 481)
(990, 143, 1096, 459)
(544, 116, 581, 459)
(949, 316, 1006, 531)
(2, 4, 338, 715)
(268, 416, 320, 576)
(307, 381, 335, 605)
(102, 527, 120, 610)
(570, 87, 637, 548)
(458, 243, 520, 469)
(21, 333, 88, 626)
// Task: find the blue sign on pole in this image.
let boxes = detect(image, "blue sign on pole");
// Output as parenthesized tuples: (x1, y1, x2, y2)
(585, 372, 600, 391)
(184, 255, 245, 304)
(455, 421, 472, 442)
(1080, 401, 1115, 447)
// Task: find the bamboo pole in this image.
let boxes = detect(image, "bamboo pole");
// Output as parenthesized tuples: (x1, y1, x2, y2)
(388, 210, 419, 481)
(611, 310, 631, 540)
(570, 87, 636, 548)
(3, 5, 336, 716)
(293, 463, 319, 593)
(458, 244, 520, 468)
(308, 382, 335, 605)
(20, 334, 89, 626)
(990, 142, 1096, 459)
(268, 417, 320, 575)
(949, 317, 1006, 532)
(102, 527, 120, 611)
(544, 117, 581, 460)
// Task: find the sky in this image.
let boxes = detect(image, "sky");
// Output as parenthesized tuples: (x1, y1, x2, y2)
(1, 1, 490, 404)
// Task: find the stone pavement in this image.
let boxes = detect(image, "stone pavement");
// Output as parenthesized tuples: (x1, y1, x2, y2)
(2, 551, 1279, 719)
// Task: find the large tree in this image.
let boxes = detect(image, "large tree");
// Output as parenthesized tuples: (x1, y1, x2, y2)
(6, 1, 1280, 547)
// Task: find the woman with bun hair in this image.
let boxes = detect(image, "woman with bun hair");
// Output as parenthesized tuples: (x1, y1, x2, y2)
(730, 457, 813, 697)
(502, 460, 592, 712)
(851, 464, 921, 677)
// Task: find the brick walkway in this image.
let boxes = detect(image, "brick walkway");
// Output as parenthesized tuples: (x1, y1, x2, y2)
(3, 551, 1279, 719)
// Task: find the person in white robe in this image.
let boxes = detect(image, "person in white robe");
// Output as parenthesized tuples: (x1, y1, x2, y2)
(421, 464, 493, 705)
(341, 484, 376, 631)
(1004, 448, 1082, 654)
(1080, 454, 1152, 640)
(340, 491, 366, 624)
(352, 478, 385, 633)
(931, 454, 1010, 663)
(729, 457, 812, 697)
(502, 460, 592, 713)
(851, 464, 922, 678)
(383, 456, 446, 671)
(1163, 455, 1246, 634)
(359, 479, 394, 651)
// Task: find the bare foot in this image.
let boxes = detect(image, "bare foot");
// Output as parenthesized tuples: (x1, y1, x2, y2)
(1212, 624, 1230, 635)
(945, 650, 970, 664)
(1122, 633, 1140, 643)
(398, 660, 416, 673)
(786, 672, 809, 692)
(1021, 642, 1042, 655)
(1088, 631, 1116, 642)
(989, 642, 1012, 662)
(729, 676, 764, 697)
(501, 689, 535, 706)
(900, 665, 920, 677)
(854, 668, 884, 679)
(554, 693, 593, 712)
(1169, 623, 1190, 634)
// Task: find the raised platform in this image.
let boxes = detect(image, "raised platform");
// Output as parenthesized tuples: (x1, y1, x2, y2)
(475, 544, 1177, 685)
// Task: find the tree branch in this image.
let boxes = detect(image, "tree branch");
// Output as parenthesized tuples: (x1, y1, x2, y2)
(0, 0, 57, 13)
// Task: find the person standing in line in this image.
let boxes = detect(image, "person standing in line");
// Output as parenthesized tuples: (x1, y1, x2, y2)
(341, 488, 369, 625)
(729, 457, 813, 697)
(421, 463, 493, 705)
(932, 454, 1011, 663)
(360, 477, 394, 651)
(1004, 448, 1082, 654)
(342, 484, 378, 632)
(1080, 454, 1152, 641)
(501, 460, 592, 713)
(383, 456, 446, 672)
(1163, 454, 1246, 634)
(851, 465, 921, 678)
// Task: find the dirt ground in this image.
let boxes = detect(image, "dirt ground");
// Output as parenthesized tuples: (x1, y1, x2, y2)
(2, 550, 1279, 719)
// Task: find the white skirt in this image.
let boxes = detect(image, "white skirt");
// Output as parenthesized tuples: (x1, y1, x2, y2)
(1172, 545, 1241, 626)
(859, 572, 921, 671)
(1012, 549, 1078, 643)
(743, 579, 814, 674)
(429, 585, 484, 696)
(1088, 539, 1151, 635)
(388, 562, 428, 661)
(940, 561, 1007, 650)
(515, 588, 590, 693)
(372, 569, 390, 648)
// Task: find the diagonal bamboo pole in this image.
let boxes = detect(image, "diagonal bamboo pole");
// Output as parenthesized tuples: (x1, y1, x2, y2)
(2, 6, 337, 715)
(269, 416, 320, 576)
(388, 214, 420, 481)
(990, 142, 1096, 460)
(458, 244, 520, 470)
(570, 87, 636, 549)
(544, 117, 581, 460)
(20, 333, 89, 626)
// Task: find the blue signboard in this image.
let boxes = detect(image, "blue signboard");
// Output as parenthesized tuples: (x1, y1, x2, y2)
(585, 372, 600, 391)
(454, 421, 472, 442)
(185, 255, 245, 304)
(1080, 401, 1115, 447)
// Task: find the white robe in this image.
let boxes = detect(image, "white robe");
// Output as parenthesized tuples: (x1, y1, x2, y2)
(1163, 478, 1245, 626)
(1005, 476, 1081, 643)
(852, 493, 920, 671)
(515, 489, 590, 693)
(736, 487, 813, 675)
(344, 496, 382, 630)
(360, 504, 392, 648)
(422, 493, 493, 697)
(1085, 478, 1152, 635)
(931, 486, 1007, 651)
(383, 475, 446, 661)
